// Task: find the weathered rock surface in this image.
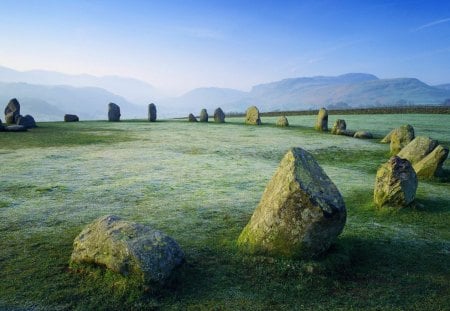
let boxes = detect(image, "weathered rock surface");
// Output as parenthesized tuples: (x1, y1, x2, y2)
(397, 136, 439, 165)
(413, 145, 449, 179)
(188, 113, 198, 122)
(214, 107, 225, 123)
(374, 156, 418, 207)
(108, 103, 121, 121)
(276, 116, 289, 127)
(336, 129, 355, 137)
(4, 98, 20, 124)
(354, 131, 373, 139)
(389, 124, 415, 155)
(64, 114, 79, 122)
(70, 215, 185, 286)
(199, 109, 208, 122)
(331, 119, 346, 134)
(381, 129, 394, 143)
(16, 115, 36, 129)
(314, 108, 328, 131)
(237, 147, 346, 258)
(5, 125, 27, 132)
(148, 103, 157, 122)
(245, 106, 261, 125)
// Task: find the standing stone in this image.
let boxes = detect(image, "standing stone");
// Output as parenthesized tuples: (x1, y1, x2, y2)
(390, 124, 415, 155)
(276, 116, 289, 127)
(70, 215, 185, 286)
(64, 114, 79, 122)
(237, 147, 346, 258)
(397, 136, 439, 165)
(413, 145, 449, 179)
(374, 156, 418, 208)
(108, 103, 121, 122)
(314, 108, 328, 131)
(148, 103, 157, 122)
(188, 113, 198, 122)
(199, 109, 208, 122)
(245, 106, 261, 125)
(331, 119, 346, 134)
(16, 115, 37, 129)
(4, 98, 20, 124)
(354, 131, 373, 139)
(214, 107, 225, 123)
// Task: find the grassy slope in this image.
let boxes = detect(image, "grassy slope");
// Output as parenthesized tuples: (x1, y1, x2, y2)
(0, 115, 449, 310)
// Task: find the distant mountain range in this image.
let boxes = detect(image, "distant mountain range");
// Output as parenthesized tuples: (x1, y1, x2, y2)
(0, 65, 449, 121)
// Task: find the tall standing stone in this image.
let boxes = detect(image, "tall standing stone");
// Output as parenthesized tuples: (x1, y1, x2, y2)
(4, 98, 20, 124)
(374, 156, 418, 208)
(108, 103, 121, 122)
(245, 106, 261, 125)
(214, 107, 225, 123)
(390, 124, 415, 155)
(331, 119, 346, 134)
(148, 103, 157, 122)
(199, 109, 208, 122)
(314, 108, 328, 131)
(0, 118, 4, 131)
(237, 147, 346, 258)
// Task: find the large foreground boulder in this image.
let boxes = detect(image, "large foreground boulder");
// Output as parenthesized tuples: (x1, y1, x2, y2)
(108, 103, 121, 121)
(314, 108, 328, 131)
(4, 98, 20, 124)
(413, 145, 449, 179)
(16, 115, 36, 129)
(148, 103, 157, 122)
(70, 215, 185, 286)
(64, 114, 79, 122)
(331, 119, 346, 134)
(245, 106, 261, 125)
(188, 113, 198, 122)
(237, 147, 346, 258)
(276, 116, 289, 127)
(397, 136, 438, 165)
(374, 156, 417, 208)
(199, 109, 208, 122)
(389, 124, 415, 155)
(214, 107, 225, 123)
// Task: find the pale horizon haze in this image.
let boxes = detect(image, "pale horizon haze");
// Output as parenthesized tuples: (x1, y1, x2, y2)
(1, 0, 449, 95)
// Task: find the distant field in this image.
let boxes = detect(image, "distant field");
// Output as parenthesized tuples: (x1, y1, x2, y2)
(0, 114, 449, 310)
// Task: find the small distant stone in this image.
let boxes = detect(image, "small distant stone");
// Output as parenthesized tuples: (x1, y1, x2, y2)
(70, 215, 185, 287)
(374, 156, 417, 208)
(148, 103, 157, 122)
(64, 114, 79, 122)
(413, 145, 449, 179)
(5, 125, 27, 132)
(314, 108, 328, 131)
(331, 119, 346, 134)
(389, 124, 415, 155)
(108, 103, 121, 122)
(245, 106, 261, 125)
(16, 115, 37, 129)
(188, 113, 198, 122)
(214, 107, 225, 123)
(237, 147, 346, 258)
(336, 129, 355, 137)
(199, 109, 208, 122)
(4, 98, 20, 124)
(276, 116, 289, 127)
(397, 136, 438, 165)
(354, 131, 373, 139)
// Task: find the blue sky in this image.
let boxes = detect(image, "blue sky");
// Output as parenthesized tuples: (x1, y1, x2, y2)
(0, 0, 449, 94)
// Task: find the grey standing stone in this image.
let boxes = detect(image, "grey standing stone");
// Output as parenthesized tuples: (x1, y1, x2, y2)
(16, 115, 36, 129)
(108, 103, 121, 121)
(148, 103, 157, 122)
(199, 109, 208, 122)
(70, 215, 185, 287)
(64, 114, 79, 122)
(245, 106, 261, 125)
(4, 98, 20, 124)
(188, 113, 198, 122)
(214, 107, 225, 123)
(237, 147, 346, 258)
(314, 108, 328, 131)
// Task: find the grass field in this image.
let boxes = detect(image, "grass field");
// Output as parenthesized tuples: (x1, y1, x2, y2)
(1, 114, 449, 310)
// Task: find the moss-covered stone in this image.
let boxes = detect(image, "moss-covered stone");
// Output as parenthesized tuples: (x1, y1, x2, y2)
(314, 108, 328, 131)
(373, 156, 417, 208)
(245, 106, 261, 125)
(389, 124, 415, 155)
(4, 98, 20, 124)
(331, 119, 346, 134)
(237, 148, 346, 258)
(276, 116, 289, 127)
(413, 145, 449, 179)
(70, 215, 185, 286)
(397, 136, 438, 165)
